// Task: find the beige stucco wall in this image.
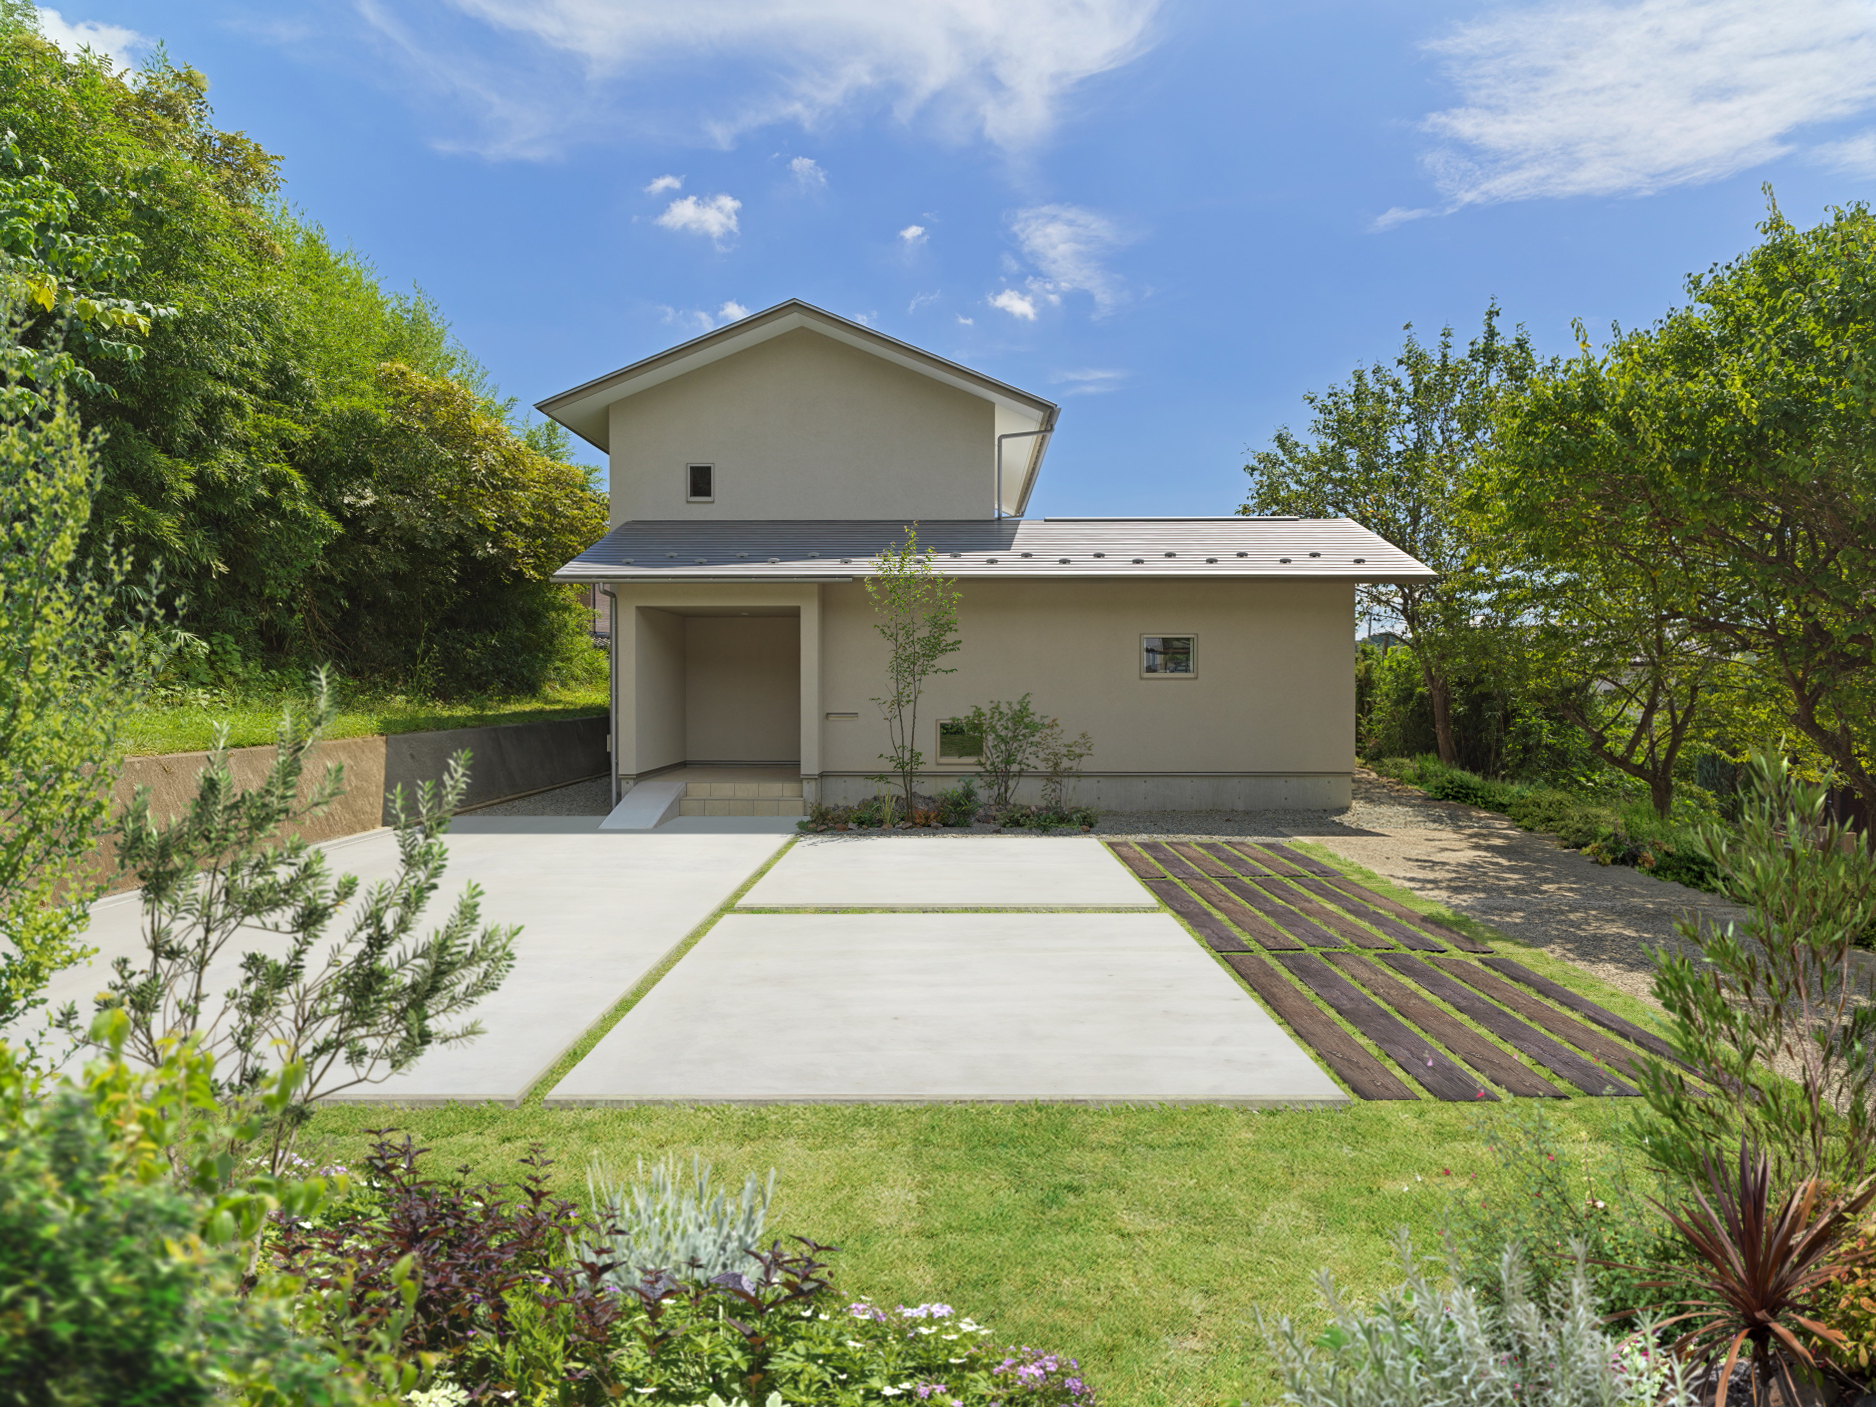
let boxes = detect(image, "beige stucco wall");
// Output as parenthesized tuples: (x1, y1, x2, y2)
(605, 576, 1356, 809)
(606, 328, 995, 522)
(684, 616, 801, 762)
(634, 607, 687, 774)
(817, 577, 1356, 781)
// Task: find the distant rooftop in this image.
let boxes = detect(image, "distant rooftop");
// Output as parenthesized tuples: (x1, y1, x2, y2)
(553, 517, 1434, 583)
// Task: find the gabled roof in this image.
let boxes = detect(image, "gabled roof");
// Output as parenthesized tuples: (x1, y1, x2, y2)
(536, 300, 1060, 509)
(553, 517, 1435, 583)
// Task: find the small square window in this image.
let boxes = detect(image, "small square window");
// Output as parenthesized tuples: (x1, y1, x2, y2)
(937, 718, 983, 763)
(686, 463, 714, 502)
(1141, 634, 1196, 678)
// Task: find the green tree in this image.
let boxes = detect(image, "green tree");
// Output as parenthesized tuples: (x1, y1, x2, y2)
(1485, 545, 1717, 818)
(1243, 309, 1536, 765)
(1492, 199, 1876, 815)
(0, 12, 606, 696)
(0, 364, 154, 1033)
(867, 527, 962, 815)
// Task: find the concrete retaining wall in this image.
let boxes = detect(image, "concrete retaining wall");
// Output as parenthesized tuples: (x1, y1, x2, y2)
(381, 715, 608, 821)
(104, 716, 608, 890)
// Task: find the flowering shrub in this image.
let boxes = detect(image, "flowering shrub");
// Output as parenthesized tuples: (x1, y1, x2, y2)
(274, 1135, 1098, 1406)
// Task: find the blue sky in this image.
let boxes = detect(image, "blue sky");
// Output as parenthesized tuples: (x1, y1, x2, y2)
(46, 0, 1876, 514)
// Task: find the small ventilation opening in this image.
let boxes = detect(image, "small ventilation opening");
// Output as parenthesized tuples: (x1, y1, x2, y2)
(687, 463, 714, 502)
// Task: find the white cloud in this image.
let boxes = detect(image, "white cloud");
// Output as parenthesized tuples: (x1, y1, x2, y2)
(989, 289, 1038, 320)
(788, 156, 826, 190)
(1418, 0, 1876, 207)
(956, 315, 974, 325)
(1813, 127, 1876, 175)
(907, 291, 940, 312)
(35, 6, 146, 70)
(660, 300, 751, 333)
(899, 223, 928, 244)
(1051, 367, 1128, 395)
(655, 193, 742, 244)
(1009, 204, 1130, 312)
(644, 173, 684, 194)
(364, 0, 1164, 156)
(1371, 205, 1434, 232)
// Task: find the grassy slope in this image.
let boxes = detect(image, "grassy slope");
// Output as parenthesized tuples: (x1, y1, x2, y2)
(122, 682, 608, 756)
(298, 836, 1663, 1405)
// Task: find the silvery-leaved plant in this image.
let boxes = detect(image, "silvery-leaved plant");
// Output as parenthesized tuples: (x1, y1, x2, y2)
(1262, 1229, 1692, 1407)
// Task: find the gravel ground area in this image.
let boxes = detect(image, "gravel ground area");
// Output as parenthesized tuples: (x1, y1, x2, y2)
(1288, 770, 1740, 1008)
(467, 769, 1736, 1006)
(465, 776, 611, 816)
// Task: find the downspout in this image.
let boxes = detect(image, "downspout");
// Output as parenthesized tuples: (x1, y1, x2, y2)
(995, 429, 1051, 519)
(599, 583, 620, 808)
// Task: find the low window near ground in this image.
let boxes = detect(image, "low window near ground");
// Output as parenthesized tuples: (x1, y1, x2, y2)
(1141, 634, 1196, 677)
(937, 718, 983, 762)
(686, 463, 714, 502)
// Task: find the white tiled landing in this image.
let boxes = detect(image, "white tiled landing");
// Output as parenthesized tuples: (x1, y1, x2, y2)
(735, 835, 1155, 909)
(544, 912, 1345, 1106)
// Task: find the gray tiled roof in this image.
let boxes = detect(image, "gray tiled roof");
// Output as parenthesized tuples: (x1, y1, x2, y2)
(553, 517, 1434, 581)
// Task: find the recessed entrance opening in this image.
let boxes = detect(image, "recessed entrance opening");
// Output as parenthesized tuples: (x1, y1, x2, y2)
(634, 605, 800, 769)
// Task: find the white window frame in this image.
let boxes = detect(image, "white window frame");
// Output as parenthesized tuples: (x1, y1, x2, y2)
(1140, 633, 1198, 679)
(686, 463, 715, 503)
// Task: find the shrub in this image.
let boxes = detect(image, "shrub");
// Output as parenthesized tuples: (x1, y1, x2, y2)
(1263, 1230, 1690, 1407)
(275, 1132, 622, 1399)
(1636, 749, 1876, 1186)
(1645, 1142, 1876, 1407)
(0, 1018, 383, 1407)
(1440, 1107, 1683, 1323)
(583, 1154, 775, 1286)
(73, 677, 517, 1176)
(962, 696, 1048, 810)
(935, 776, 981, 827)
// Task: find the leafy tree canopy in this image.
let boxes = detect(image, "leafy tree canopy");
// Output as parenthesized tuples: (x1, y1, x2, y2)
(1492, 197, 1876, 813)
(0, 10, 604, 696)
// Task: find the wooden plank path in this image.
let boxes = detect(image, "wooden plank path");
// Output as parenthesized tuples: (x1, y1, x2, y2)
(1101, 838, 1662, 1102)
(1320, 877, 1493, 953)
(1285, 876, 1443, 951)
(1182, 878, 1304, 951)
(1223, 954, 1415, 1099)
(1427, 958, 1656, 1082)
(1217, 842, 1313, 877)
(1247, 880, 1395, 949)
(1480, 957, 1684, 1065)
(1377, 954, 1638, 1096)
(1219, 878, 1346, 947)
(1327, 953, 1563, 1099)
(1278, 954, 1494, 1100)
(1143, 879, 1249, 953)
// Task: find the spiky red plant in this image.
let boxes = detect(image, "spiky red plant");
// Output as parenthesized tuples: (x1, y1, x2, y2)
(1646, 1142, 1876, 1407)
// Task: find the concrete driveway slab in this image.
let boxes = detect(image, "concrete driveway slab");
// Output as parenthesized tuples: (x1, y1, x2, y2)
(545, 912, 1345, 1105)
(736, 835, 1154, 909)
(16, 830, 787, 1106)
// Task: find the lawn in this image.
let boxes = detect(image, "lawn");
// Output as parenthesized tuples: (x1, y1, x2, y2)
(299, 834, 1661, 1407)
(122, 679, 608, 756)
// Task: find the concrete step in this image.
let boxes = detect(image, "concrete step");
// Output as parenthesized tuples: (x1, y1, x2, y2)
(683, 780, 803, 799)
(678, 795, 806, 817)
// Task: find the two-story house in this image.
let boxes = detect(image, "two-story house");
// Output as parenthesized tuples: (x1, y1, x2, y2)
(543, 300, 1432, 816)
